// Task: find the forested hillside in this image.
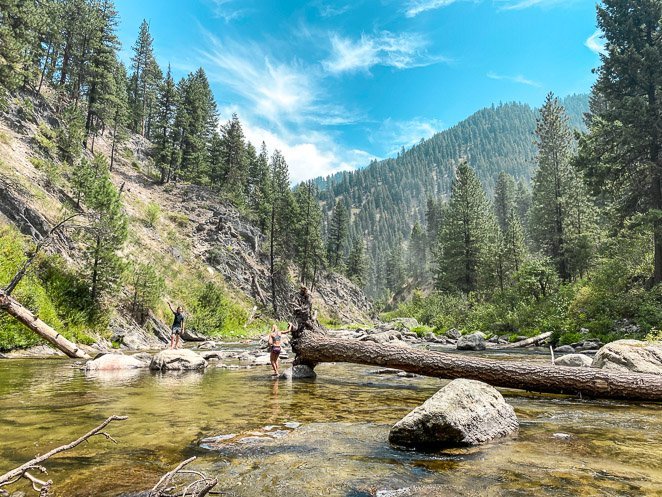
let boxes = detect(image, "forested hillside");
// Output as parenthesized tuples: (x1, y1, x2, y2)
(316, 95, 589, 297)
(0, 0, 371, 351)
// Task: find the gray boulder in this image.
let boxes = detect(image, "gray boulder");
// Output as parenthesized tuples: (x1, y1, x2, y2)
(555, 353, 593, 368)
(389, 379, 518, 448)
(592, 340, 662, 375)
(456, 333, 486, 351)
(150, 349, 208, 371)
(85, 353, 148, 370)
(554, 345, 575, 354)
(391, 317, 419, 330)
(445, 328, 461, 340)
(280, 364, 317, 379)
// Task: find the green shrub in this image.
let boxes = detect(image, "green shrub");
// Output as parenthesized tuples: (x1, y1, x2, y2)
(30, 157, 61, 187)
(145, 202, 161, 227)
(34, 123, 57, 156)
(185, 281, 248, 336)
(0, 130, 11, 145)
(168, 211, 189, 227)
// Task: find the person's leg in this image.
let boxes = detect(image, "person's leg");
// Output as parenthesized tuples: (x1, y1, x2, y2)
(170, 334, 174, 349)
(270, 351, 277, 375)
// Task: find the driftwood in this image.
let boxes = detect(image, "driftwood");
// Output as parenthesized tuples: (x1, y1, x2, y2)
(0, 289, 91, 359)
(289, 290, 662, 402)
(150, 457, 218, 497)
(500, 331, 553, 349)
(0, 415, 127, 495)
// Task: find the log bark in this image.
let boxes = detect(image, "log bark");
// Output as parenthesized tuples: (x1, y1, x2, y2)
(501, 331, 552, 349)
(0, 290, 91, 359)
(291, 331, 662, 402)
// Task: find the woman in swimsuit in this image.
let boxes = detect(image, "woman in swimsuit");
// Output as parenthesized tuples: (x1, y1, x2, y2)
(268, 322, 292, 376)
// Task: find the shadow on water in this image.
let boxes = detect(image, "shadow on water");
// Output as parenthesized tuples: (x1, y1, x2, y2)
(0, 352, 660, 497)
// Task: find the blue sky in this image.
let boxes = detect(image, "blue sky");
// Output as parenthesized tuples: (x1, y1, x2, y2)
(113, 0, 603, 182)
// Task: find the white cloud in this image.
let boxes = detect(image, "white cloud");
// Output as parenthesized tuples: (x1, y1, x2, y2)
(370, 117, 445, 156)
(209, 0, 251, 22)
(405, 0, 463, 18)
(487, 71, 542, 87)
(323, 31, 447, 75)
(222, 108, 376, 183)
(585, 30, 606, 55)
(495, 0, 573, 10)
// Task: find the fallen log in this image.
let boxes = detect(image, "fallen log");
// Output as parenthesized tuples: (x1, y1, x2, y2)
(500, 331, 552, 349)
(292, 332, 662, 401)
(0, 290, 91, 359)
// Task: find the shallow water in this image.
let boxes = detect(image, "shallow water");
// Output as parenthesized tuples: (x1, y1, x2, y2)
(0, 349, 660, 497)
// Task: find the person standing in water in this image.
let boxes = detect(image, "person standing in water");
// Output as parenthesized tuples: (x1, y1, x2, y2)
(268, 322, 292, 376)
(168, 302, 186, 349)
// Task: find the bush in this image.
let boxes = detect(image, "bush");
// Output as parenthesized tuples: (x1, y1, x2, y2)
(34, 123, 57, 157)
(185, 281, 247, 336)
(168, 211, 189, 227)
(145, 202, 161, 227)
(30, 157, 61, 187)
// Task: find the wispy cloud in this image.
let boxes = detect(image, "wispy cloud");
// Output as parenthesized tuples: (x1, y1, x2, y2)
(495, 0, 572, 11)
(313, 1, 353, 17)
(405, 0, 462, 17)
(323, 31, 448, 75)
(487, 71, 542, 87)
(209, 0, 251, 22)
(585, 30, 605, 55)
(370, 117, 445, 156)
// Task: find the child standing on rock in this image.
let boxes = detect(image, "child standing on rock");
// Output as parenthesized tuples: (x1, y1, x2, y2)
(268, 322, 293, 376)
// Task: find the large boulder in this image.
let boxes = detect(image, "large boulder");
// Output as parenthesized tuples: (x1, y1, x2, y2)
(555, 353, 593, 368)
(280, 364, 317, 379)
(85, 353, 148, 370)
(553, 345, 575, 354)
(389, 379, 518, 448)
(456, 333, 486, 351)
(445, 328, 461, 340)
(150, 349, 208, 371)
(592, 340, 662, 375)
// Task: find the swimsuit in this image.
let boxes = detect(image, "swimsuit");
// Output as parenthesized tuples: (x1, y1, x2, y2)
(271, 331, 282, 355)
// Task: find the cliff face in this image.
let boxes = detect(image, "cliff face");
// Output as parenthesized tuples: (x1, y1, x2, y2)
(0, 91, 373, 344)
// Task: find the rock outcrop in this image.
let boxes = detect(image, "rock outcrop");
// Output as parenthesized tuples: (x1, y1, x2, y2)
(150, 349, 208, 371)
(555, 353, 593, 368)
(388, 379, 518, 448)
(85, 353, 148, 370)
(280, 364, 317, 379)
(456, 333, 486, 351)
(592, 340, 662, 375)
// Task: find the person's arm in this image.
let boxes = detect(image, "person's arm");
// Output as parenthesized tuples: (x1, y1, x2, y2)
(168, 302, 175, 313)
(181, 313, 186, 333)
(284, 322, 293, 334)
(268, 333, 274, 345)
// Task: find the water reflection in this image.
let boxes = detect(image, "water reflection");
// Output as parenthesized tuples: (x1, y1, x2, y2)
(0, 355, 660, 497)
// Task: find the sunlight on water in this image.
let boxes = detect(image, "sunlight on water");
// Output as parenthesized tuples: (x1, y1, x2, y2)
(0, 352, 660, 497)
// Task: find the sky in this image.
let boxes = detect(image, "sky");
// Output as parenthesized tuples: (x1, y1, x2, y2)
(113, 0, 604, 183)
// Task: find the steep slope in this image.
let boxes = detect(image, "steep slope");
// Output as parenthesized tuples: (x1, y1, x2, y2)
(315, 94, 589, 295)
(0, 91, 372, 350)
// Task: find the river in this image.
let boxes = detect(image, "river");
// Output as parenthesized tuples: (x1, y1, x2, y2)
(0, 347, 660, 496)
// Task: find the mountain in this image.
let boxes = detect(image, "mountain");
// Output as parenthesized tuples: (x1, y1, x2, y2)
(314, 94, 590, 297)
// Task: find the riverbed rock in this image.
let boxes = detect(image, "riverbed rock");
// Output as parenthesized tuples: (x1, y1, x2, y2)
(85, 353, 148, 370)
(554, 345, 575, 354)
(389, 379, 518, 448)
(445, 328, 461, 340)
(149, 349, 208, 371)
(390, 317, 419, 330)
(280, 364, 317, 379)
(554, 353, 593, 368)
(456, 333, 486, 351)
(592, 340, 662, 375)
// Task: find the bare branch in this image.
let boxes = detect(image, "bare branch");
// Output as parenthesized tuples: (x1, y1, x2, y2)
(0, 415, 127, 490)
(150, 457, 196, 495)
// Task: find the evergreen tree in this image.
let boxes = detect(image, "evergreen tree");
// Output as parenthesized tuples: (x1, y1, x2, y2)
(514, 180, 532, 235)
(579, 0, 662, 284)
(214, 113, 247, 197)
(129, 20, 158, 135)
(408, 221, 427, 280)
(494, 172, 516, 233)
(0, 0, 41, 91)
(294, 181, 325, 287)
(346, 237, 368, 287)
(327, 199, 349, 268)
(153, 64, 178, 182)
(248, 142, 271, 232)
(385, 238, 406, 293)
(530, 93, 595, 281)
(436, 161, 492, 293)
(109, 61, 129, 171)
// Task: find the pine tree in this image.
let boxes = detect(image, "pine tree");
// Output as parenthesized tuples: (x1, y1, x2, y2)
(0, 0, 41, 91)
(494, 172, 516, 233)
(514, 180, 532, 235)
(129, 20, 157, 135)
(436, 161, 492, 293)
(153, 64, 178, 182)
(109, 61, 129, 171)
(346, 237, 368, 286)
(409, 221, 427, 280)
(327, 200, 349, 268)
(294, 181, 325, 286)
(214, 113, 247, 197)
(385, 238, 405, 293)
(248, 142, 271, 232)
(579, 0, 662, 284)
(531, 93, 595, 281)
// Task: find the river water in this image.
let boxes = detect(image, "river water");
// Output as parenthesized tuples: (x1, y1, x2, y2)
(0, 348, 660, 497)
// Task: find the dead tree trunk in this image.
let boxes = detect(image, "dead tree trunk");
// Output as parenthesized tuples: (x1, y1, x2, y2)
(288, 295, 662, 401)
(0, 290, 91, 359)
(501, 331, 552, 349)
(292, 332, 662, 401)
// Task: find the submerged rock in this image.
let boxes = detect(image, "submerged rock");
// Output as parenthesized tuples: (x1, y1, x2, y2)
(456, 333, 486, 351)
(150, 349, 208, 371)
(85, 353, 148, 370)
(280, 364, 317, 379)
(554, 353, 593, 368)
(592, 340, 662, 375)
(389, 379, 518, 449)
